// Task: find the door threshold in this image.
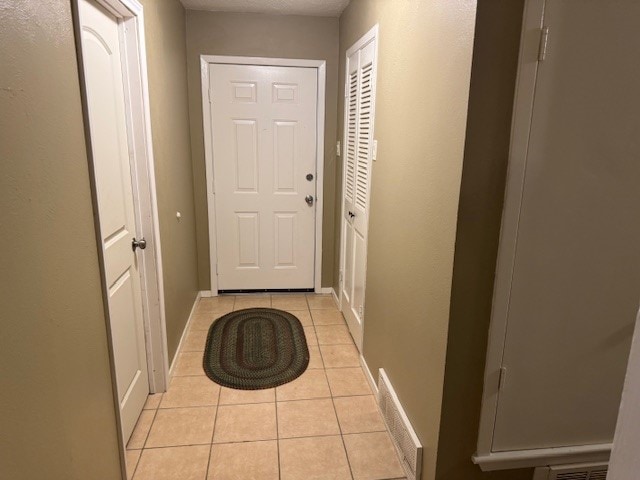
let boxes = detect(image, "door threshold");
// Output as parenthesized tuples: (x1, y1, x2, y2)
(219, 288, 314, 295)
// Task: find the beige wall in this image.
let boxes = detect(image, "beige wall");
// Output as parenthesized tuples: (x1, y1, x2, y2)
(0, 1, 122, 478)
(435, 1, 533, 479)
(185, 11, 339, 290)
(336, 2, 477, 479)
(140, 0, 199, 361)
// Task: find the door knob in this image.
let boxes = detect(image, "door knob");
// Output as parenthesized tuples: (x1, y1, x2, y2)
(132, 237, 147, 251)
(306, 173, 314, 181)
(305, 195, 314, 206)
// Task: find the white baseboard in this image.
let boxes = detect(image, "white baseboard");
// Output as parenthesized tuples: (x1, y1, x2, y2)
(199, 290, 215, 298)
(331, 287, 340, 309)
(168, 291, 202, 378)
(360, 354, 379, 396)
(316, 287, 333, 294)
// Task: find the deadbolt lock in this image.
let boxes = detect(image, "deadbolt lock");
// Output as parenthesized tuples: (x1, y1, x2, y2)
(306, 173, 314, 181)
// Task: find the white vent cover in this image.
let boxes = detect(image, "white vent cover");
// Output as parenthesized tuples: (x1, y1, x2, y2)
(533, 463, 608, 480)
(377, 369, 423, 480)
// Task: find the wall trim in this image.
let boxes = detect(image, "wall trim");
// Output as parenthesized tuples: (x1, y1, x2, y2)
(168, 291, 202, 378)
(360, 355, 378, 396)
(199, 54, 327, 295)
(473, 443, 612, 472)
(331, 287, 340, 309)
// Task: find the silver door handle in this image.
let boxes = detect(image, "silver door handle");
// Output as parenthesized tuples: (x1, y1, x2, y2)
(305, 195, 314, 206)
(132, 237, 147, 251)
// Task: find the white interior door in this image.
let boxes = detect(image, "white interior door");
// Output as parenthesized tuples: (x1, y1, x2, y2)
(210, 64, 318, 291)
(341, 34, 377, 350)
(79, 0, 149, 442)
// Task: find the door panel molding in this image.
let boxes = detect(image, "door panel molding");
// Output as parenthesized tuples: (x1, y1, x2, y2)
(201, 55, 326, 294)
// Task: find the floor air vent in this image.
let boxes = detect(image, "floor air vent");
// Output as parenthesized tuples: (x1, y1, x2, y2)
(377, 369, 423, 480)
(533, 463, 608, 480)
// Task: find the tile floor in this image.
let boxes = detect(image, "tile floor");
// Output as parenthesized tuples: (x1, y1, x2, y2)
(126, 294, 406, 480)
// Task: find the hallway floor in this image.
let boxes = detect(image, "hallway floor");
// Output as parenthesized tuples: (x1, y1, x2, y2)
(125, 294, 406, 480)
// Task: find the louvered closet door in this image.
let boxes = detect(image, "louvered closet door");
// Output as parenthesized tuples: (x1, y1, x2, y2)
(342, 39, 376, 350)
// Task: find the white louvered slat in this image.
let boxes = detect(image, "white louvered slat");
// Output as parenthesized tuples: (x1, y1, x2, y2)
(345, 71, 358, 202)
(356, 62, 373, 211)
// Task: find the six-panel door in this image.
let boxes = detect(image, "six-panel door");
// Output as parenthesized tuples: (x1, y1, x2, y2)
(210, 64, 318, 290)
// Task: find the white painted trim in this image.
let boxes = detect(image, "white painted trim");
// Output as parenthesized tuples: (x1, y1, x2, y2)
(168, 292, 202, 378)
(330, 287, 340, 308)
(472, 444, 612, 472)
(475, 0, 545, 459)
(199, 290, 215, 298)
(359, 355, 378, 396)
(200, 55, 326, 294)
(317, 287, 333, 295)
(338, 24, 379, 353)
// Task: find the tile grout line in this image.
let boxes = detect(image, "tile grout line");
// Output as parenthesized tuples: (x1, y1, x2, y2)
(316, 335, 356, 480)
(204, 349, 222, 478)
(275, 373, 282, 480)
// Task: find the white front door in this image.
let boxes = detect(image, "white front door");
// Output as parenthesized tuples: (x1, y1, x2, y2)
(341, 34, 377, 350)
(210, 64, 318, 291)
(78, 0, 149, 442)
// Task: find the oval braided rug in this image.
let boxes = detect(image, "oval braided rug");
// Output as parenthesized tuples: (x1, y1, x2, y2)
(203, 308, 309, 390)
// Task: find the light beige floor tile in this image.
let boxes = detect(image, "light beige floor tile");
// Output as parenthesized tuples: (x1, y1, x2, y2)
(213, 403, 277, 443)
(218, 387, 275, 405)
(133, 445, 209, 480)
(190, 312, 224, 331)
(197, 296, 235, 313)
(311, 309, 345, 325)
(233, 295, 271, 309)
(326, 368, 372, 397)
(272, 294, 308, 310)
(172, 352, 205, 376)
(143, 393, 162, 410)
(160, 376, 219, 408)
(279, 435, 351, 480)
(334, 396, 386, 434)
(277, 398, 340, 438)
(126, 449, 141, 480)
(208, 440, 278, 480)
(145, 406, 216, 448)
(127, 410, 155, 450)
(182, 328, 208, 352)
(276, 369, 331, 401)
(315, 325, 353, 345)
(319, 344, 360, 368)
(304, 326, 318, 345)
(288, 309, 312, 326)
(307, 344, 324, 369)
(343, 432, 405, 480)
(306, 295, 337, 310)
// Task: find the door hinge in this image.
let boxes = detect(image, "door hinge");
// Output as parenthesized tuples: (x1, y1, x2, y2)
(339, 270, 344, 285)
(538, 26, 550, 62)
(498, 366, 507, 391)
(358, 305, 364, 318)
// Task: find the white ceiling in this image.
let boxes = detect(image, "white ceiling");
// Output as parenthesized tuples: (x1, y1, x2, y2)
(181, 0, 351, 17)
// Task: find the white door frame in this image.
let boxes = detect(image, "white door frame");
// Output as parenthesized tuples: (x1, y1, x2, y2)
(473, 0, 612, 470)
(73, 0, 169, 444)
(338, 25, 379, 351)
(200, 55, 326, 295)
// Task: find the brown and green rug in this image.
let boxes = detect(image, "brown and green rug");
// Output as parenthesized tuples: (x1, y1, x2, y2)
(203, 308, 309, 390)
